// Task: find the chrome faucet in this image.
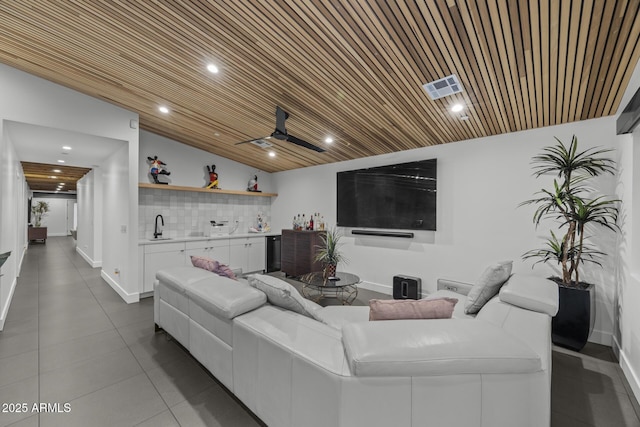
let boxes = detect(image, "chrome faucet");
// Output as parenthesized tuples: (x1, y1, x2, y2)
(154, 214, 164, 238)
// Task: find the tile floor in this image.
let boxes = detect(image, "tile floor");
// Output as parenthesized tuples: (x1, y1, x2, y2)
(0, 236, 638, 426)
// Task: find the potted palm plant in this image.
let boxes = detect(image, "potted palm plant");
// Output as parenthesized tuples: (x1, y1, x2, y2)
(29, 201, 50, 242)
(314, 227, 348, 281)
(520, 135, 619, 351)
(31, 201, 50, 227)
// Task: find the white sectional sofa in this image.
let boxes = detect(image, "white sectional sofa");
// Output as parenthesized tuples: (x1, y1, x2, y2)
(154, 267, 558, 427)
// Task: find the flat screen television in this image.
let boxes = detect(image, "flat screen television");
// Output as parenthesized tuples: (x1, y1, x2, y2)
(337, 158, 437, 231)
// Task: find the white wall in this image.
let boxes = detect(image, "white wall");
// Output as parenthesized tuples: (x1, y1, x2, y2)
(139, 130, 274, 193)
(76, 169, 103, 267)
(272, 117, 619, 345)
(0, 63, 139, 307)
(32, 196, 76, 236)
(0, 123, 29, 330)
(613, 57, 640, 404)
(100, 145, 132, 300)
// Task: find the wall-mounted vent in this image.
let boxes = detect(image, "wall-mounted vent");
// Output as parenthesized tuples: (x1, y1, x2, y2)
(250, 138, 273, 149)
(423, 74, 463, 100)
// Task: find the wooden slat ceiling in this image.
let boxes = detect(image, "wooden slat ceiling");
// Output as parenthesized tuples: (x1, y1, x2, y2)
(2, 1, 640, 173)
(21, 162, 91, 193)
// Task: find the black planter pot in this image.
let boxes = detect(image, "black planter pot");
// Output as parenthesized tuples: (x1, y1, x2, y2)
(551, 282, 595, 351)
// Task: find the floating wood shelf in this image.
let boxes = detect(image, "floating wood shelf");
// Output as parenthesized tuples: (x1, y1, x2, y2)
(138, 182, 277, 197)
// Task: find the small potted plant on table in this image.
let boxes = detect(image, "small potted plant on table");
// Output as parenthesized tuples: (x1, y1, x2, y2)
(520, 135, 619, 351)
(314, 227, 348, 282)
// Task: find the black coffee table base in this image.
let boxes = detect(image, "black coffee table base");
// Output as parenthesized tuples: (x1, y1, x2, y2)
(299, 272, 360, 305)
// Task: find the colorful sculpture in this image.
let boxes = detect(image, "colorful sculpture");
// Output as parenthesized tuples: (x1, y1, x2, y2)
(206, 165, 219, 189)
(147, 156, 170, 184)
(247, 174, 259, 192)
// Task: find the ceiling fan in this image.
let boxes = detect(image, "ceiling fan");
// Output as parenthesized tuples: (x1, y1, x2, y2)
(235, 106, 326, 153)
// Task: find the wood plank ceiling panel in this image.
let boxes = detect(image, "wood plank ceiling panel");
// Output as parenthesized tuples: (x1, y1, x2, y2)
(1, 1, 640, 173)
(21, 162, 91, 192)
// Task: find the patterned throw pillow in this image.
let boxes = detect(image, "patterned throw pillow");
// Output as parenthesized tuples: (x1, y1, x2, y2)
(190, 255, 236, 280)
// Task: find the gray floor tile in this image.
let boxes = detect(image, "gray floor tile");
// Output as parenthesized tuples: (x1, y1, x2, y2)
(0, 318, 38, 360)
(170, 385, 263, 427)
(0, 350, 38, 388)
(552, 374, 640, 427)
(127, 334, 189, 372)
(146, 356, 217, 407)
(0, 376, 38, 427)
(107, 302, 155, 328)
(40, 346, 143, 403)
(134, 410, 180, 427)
(39, 328, 128, 373)
(4, 414, 39, 427)
(38, 311, 114, 348)
(39, 374, 168, 427)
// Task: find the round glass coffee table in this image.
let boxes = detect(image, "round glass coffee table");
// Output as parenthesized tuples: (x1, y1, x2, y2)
(298, 271, 360, 305)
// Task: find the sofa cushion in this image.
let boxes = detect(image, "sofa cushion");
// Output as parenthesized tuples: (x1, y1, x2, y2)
(425, 290, 474, 319)
(247, 274, 322, 320)
(499, 275, 559, 316)
(368, 298, 458, 321)
(342, 319, 542, 377)
(187, 277, 266, 320)
(156, 266, 217, 293)
(465, 261, 513, 314)
(190, 255, 236, 280)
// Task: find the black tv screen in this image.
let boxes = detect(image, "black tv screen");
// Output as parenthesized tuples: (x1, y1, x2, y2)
(337, 159, 437, 230)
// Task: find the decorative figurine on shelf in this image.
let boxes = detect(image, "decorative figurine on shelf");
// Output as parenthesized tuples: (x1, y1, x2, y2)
(247, 174, 260, 192)
(147, 156, 171, 184)
(205, 165, 219, 189)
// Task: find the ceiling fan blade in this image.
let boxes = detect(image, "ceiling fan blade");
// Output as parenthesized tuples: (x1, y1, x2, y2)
(286, 135, 326, 152)
(275, 106, 289, 134)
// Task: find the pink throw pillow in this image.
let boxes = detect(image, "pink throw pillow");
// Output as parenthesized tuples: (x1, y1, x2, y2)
(369, 297, 458, 321)
(190, 256, 236, 280)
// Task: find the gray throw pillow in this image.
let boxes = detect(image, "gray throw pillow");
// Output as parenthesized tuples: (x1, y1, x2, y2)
(464, 261, 513, 314)
(247, 274, 321, 320)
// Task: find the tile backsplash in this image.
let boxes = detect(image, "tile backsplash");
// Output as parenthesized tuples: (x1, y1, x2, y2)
(139, 188, 272, 239)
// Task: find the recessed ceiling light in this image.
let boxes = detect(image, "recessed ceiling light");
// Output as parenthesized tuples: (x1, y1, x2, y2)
(214, 132, 220, 137)
(451, 103, 464, 113)
(52, 169, 61, 173)
(62, 146, 72, 150)
(50, 176, 57, 179)
(158, 106, 169, 114)
(268, 151, 276, 158)
(57, 160, 65, 163)
(325, 137, 334, 144)
(60, 183, 65, 186)
(207, 63, 219, 74)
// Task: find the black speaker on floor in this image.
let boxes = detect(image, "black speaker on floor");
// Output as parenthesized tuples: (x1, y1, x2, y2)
(393, 275, 422, 300)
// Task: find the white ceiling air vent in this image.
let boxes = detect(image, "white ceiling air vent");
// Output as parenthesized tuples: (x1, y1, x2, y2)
(250, 138, 273, 149)
(422, 74, 463, 100)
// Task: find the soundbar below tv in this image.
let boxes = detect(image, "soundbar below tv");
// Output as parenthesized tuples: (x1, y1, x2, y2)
(337, 158, 437, 231)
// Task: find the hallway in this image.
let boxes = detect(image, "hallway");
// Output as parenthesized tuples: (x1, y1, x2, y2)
(0, 237, 260, 426)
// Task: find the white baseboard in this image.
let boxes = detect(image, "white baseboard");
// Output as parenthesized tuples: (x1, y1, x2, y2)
(76, 246, 102, 268)
(359, 281, 392, 295)
(0, 276, 17, 331)
(618, 341, 640, 408)
(100, 270, 139, 304)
